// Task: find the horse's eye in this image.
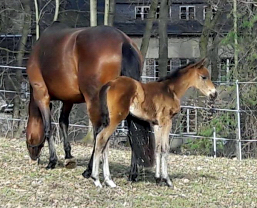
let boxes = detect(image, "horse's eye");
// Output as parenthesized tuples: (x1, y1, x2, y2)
(201, 75, 207, 80)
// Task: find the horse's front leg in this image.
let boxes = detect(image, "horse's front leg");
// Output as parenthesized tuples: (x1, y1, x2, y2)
(33, 84, 57, 169)
(59, 102, 77, 169)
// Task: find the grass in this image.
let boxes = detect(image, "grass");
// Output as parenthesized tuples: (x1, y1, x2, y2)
(0, 138, 257, 208)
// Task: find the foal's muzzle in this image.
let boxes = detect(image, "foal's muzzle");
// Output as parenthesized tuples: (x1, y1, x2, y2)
(210, 91, 218, 101)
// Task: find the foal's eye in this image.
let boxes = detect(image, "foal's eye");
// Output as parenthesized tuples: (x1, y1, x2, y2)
(201, 75, 208, 80)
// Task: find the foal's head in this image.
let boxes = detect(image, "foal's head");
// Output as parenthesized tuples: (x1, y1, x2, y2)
(188, 59, 217, 100)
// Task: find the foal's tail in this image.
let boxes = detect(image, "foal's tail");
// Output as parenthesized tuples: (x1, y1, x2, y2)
(121, 42, 155, 167)
(99, 83, 111, 128)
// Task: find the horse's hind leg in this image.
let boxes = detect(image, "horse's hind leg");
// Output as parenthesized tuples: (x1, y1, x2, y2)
(91, 123, 118, 188)
(59, 102, 77, 169)
(31, 83, 57, 169)
(102, 142, 116, 187)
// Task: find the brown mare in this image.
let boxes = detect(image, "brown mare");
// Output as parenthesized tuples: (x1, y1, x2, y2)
(26, 22, 155, 181)
(89, 59, 217, 188)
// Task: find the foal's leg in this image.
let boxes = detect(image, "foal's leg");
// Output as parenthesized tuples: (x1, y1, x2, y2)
(154, 122, 173, 188)
(91, 123, 118, 188)
(153, 125, 162, 183)
(59, 102, 77, 168)
(32, 83, 57, 169)
(82, 126, 100, 178)
(102, 142, 116, 187)
(160, 122, 173, 188)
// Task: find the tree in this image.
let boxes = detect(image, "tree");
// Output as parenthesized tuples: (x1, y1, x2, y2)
(90, 0, 97, 26)
(108, 0, 116, 26)
(199, 1, 225, 81)
(53, 0, 60, 21)
(140, 0, 158, 60)
(158, 0, 169, 78)
(13, 0, 31, 138)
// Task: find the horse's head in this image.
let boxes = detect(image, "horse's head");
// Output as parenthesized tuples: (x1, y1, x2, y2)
(191, 59, 217, 100)
(26, 118, 45, 161)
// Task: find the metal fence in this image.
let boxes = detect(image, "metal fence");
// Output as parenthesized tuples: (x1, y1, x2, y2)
(1, 65, 257, 159)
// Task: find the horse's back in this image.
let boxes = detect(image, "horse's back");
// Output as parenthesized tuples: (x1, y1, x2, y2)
(27, 23, 139, 102)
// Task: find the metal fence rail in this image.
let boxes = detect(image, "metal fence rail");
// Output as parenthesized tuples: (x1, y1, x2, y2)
(1, 65, 257, 160)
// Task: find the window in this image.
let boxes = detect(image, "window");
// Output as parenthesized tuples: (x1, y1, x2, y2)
(145, 58, 195, 80)
(180, 108, 197, 134)
(203, 5, 217, 20)
(180, 6, 195, 20)
(154, 60, 171, 79)
(170, 58, 193, 71)
(135, 6, 150, 20)
(135, 6, 160, 20)
(219, 58, 234, 82)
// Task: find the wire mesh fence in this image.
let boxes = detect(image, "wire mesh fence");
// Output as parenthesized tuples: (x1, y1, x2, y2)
(1, 65, 257, 159)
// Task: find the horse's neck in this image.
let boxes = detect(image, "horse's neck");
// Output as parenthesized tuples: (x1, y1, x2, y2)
(164, 73, 194, 99)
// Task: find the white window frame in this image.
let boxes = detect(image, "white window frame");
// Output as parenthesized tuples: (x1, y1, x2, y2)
(179, 6, 195, 20)
(135, 5, 161, 20)
(203, 5, 217, 20)
(135, 6, 150, 20)
(153, 59, 159, 79)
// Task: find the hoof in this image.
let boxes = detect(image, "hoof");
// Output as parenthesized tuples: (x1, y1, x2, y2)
(155, 177, 162, 184)
(164, 178, 174, 189)
(93, 179, 102, 188)
(105, 179, 116, 188)
(46, 160, 57, 169)
(64, 158, 77, 169)
(128, 174, 138, 182)
(82, 168, 92, 178)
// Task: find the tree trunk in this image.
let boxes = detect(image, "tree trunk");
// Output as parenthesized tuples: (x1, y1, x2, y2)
(104, 0, 109, 25)
(140, 0, 158, 60)
(108, 0, 116, 26)
(209, 34, 220, 81)
(13, 0, 31, 138)
(34, 0, 39, 39)
(158, 0, 169, 78)
(90, 0, 97, 26)
(53, 0, 60, 21)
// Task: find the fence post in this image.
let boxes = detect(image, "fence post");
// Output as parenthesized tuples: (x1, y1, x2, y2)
(213, 127, 216, 158)
(236, 80, 242, 160)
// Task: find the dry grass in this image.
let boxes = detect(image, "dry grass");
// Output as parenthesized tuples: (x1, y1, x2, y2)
(0, 138, 257, 208)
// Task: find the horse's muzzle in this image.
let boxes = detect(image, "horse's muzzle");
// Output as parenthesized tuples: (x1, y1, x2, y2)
(210, 91, 218, 101)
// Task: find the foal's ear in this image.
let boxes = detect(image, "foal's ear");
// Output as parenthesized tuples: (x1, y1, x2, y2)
(195, 58, 207, 68)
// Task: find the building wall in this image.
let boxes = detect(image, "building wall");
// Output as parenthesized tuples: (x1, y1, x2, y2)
(132, 37, 201, 59)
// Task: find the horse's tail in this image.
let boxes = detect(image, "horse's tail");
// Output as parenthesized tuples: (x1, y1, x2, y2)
(99, 83, 111, 128)
(121, 42, 155, 168)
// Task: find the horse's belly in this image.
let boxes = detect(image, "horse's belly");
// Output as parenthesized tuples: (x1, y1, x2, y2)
(129, 103, 149, 121)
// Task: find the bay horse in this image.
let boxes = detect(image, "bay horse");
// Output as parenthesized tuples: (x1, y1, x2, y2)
(26, 21, 155, 181)
(88, 59, 217, 188)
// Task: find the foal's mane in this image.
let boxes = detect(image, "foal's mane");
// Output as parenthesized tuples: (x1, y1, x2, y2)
(157, 61, 196, 82)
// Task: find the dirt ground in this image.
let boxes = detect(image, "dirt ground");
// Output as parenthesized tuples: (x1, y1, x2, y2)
(0, 137, 257, 208)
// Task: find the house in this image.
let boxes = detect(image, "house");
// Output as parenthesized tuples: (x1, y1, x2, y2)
(0, 0, 232, 138)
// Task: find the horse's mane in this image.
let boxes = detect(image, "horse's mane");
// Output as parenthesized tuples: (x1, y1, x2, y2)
(157, 61, 196, 82)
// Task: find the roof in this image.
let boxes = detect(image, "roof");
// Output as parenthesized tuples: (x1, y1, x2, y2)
(114, 21, 204, 36)
(116, 0, 207, 4)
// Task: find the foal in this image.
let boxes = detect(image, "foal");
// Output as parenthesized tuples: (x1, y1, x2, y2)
(88, 59, 217, 188)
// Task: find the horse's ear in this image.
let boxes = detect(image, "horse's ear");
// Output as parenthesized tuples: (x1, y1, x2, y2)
(195, 58, 207, 68)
